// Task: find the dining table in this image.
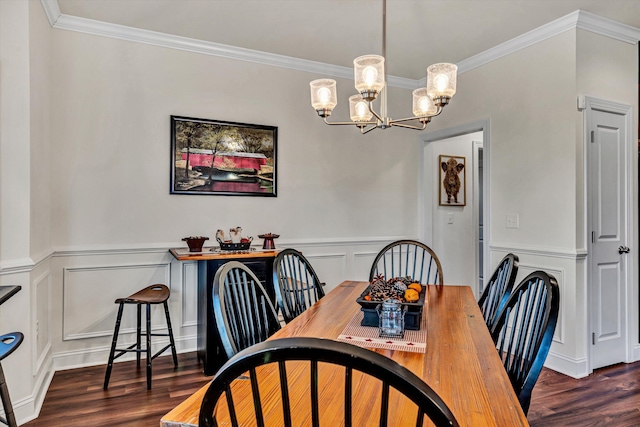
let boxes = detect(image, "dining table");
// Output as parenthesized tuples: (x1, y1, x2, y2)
(161, 281, 529, 426)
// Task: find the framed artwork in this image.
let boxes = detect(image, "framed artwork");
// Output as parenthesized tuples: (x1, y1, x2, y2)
(439, 154, 466, 206)
(170, 116, 277, 196)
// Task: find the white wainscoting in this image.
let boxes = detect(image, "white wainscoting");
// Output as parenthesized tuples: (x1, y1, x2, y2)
(62, 262, 171, 340)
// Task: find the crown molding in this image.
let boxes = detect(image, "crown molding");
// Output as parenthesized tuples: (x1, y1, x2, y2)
(421, 9, 640, 83)
(40, 0, 60, 26)
(42, 1, 640, 87)
(576, 9, 640, 44)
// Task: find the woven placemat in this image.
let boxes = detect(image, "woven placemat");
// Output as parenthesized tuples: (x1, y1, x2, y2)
(337, 310, 427, 353)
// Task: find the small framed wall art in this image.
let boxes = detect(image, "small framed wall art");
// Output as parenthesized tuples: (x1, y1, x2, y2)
(170, 116, 277, 197)
(439, 154, 466, 206)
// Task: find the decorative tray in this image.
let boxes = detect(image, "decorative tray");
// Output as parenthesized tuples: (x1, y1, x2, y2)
(217, 236, 253, 251)
(356, 283, 426, 330)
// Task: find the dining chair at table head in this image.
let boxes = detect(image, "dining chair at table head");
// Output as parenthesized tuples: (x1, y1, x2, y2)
(212, 261, 281, 360)
(369, 240, 444, 285)
(199, 337, 459, 427)
(272, 248, 325, 324)
(490, 270, 560, 415)
(478, 253, 519, 331)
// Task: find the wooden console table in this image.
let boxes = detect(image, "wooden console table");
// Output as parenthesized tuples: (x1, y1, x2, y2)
(170, 248, 280, 375)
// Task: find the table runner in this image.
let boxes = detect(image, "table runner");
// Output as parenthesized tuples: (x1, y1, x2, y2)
(337, 309, 427, 353)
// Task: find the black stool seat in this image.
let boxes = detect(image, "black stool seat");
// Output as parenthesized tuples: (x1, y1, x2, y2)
(103, 284, 178, 390)
(0, 332, 23, 427)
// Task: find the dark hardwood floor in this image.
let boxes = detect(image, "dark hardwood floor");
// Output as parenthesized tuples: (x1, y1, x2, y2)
(22, 352, 212, 427)
(21, 353, 640, 426)
(528, 360, 640, 426)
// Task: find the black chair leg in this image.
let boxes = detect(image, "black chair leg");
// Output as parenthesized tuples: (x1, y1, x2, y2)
(0, 363, 17, 427)
(163, 301, 178, 366)
(146, 303, 152, 390)
(103, 303, 124, 390)
(136, 304, 142, 368)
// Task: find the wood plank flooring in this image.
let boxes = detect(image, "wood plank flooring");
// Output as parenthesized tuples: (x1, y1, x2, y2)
(21, 353, 640, 426)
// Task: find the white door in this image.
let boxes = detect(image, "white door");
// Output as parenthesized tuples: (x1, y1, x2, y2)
(586, 98, 632, 370)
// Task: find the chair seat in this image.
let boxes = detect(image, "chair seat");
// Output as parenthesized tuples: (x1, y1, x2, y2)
(0, 333, 23, 362)
(115, 284, 170, 305)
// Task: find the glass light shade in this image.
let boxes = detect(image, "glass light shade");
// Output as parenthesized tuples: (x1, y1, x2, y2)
(412, 88, 438, 117)
(354, 55, 385, 94)
(426, 63, 457, 99)
(349, 94, 373, 122)
(310, 79, 337, 111)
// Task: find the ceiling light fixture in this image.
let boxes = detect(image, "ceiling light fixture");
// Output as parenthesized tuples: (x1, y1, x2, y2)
(309, 0, 457, 134)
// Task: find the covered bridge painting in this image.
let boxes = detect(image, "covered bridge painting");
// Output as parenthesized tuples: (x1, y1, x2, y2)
(171, 116, 277, 196)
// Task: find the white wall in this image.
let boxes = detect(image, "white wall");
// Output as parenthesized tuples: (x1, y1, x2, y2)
(49, 30, 421, 249)
(422, 28, 639, 377)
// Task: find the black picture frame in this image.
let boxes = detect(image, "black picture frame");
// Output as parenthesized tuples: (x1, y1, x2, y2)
(170, 116, 277, 197)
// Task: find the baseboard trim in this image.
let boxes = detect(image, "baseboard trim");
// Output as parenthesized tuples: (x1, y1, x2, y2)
(544, 351, 589, 379)
(52, 335, 197, 371)
(13, 354, 55, 425)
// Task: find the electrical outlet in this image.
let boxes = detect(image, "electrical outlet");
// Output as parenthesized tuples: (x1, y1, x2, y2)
(506, 213, 519, 229)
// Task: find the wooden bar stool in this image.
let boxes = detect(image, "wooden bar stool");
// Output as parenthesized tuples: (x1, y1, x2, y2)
(0, 332, 23, 427)
(103, 284, 178, 390)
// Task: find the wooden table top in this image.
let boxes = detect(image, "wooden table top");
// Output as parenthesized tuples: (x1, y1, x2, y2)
(161, 281, 528, 426)
(169, 247, 280, 261)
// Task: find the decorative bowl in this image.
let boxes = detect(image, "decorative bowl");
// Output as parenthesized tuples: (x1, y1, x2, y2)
(182, 236, 209, 252)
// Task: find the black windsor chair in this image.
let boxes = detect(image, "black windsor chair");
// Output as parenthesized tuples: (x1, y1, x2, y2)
(212, 261, 281, 359)
(490, 270, 560, 415)
(369, 240, 444, 285)
(478, 253, 519, 331)
(198, 337, 459, 427)
(272, 248, 325, 324)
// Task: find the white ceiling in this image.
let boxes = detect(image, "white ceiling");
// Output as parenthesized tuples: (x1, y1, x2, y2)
(56, 0, 640, 80)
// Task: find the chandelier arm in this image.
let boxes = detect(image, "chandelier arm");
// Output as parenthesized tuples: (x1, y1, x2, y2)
(389, 116, 430, 124)
(322, 118, 378, 126)
(361, 125, 380, 134)
(367, 100, 384, 123)
(389, 121, 428, 131)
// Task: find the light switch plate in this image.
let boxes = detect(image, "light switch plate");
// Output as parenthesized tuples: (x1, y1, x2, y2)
(506, 213, 519, 229)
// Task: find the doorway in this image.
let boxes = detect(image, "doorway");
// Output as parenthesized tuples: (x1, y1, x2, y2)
(420, 120, 489, 296)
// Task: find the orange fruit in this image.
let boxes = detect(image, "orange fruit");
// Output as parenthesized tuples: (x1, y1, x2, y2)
(408, 283, 422, 292)
(404, 289, 419, 302)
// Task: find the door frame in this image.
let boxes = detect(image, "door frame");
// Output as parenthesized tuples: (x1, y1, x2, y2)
(582, 95, 636, 370)
(419, 119, 491, 297)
